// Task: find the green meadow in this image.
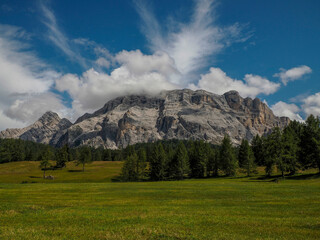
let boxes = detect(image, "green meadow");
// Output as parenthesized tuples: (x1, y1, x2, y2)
(0, 162, 319, 240)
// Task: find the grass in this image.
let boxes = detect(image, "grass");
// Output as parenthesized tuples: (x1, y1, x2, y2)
(0, 161, 123, 183)
(0, 162, 319, 239)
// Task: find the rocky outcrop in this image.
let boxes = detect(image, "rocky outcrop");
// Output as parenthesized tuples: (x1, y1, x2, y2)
(0, 111, 72, 144)
(0, 89, 290, 148)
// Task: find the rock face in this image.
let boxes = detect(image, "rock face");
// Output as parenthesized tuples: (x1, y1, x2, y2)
(0, 111, 72, 145)
(0, 89, 290, 148)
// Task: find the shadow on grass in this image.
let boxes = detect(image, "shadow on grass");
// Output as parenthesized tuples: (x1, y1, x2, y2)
(68, 170, 83, 172)
(29, 176, 41, 179)
(111, 176, 122, 182)
(286, 173, 320, 180)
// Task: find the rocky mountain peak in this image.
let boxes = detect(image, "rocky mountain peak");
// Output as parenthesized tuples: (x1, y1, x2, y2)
(0, 89, 290, 148)
(37, 111, 61, 124)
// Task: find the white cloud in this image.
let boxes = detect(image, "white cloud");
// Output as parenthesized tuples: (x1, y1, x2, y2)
(56, 50, 179, 117)
(135, 0, 250, 84)
(274, 65, 312, 85)
(270, 101, 303, 121)
(95, 57, 110, 69)
(190, 67, 280, 98)
(0, 24, 66, 130)
(302, 92, 320, 117)
(4, 93, 67, 124)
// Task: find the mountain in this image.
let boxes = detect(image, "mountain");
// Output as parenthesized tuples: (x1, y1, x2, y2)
(0, 89, 289, 148)
(0, 111, 72, 145)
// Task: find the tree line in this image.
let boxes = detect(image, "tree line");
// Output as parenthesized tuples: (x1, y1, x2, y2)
(121, 115, 320, 181)
(1, 115, 320, 180)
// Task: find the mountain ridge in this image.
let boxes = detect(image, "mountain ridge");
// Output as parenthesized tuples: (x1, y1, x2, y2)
(0, 89, 290, 148)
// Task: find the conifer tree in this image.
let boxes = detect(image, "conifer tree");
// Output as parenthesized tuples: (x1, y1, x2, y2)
(150, 142, 167, 181)
(281, 127, 299, 175)
(300, 115, 320, 172)
(137, 148, 147, 179)
(170, 141, 189, 180)
(251, 135, 265, 166)
(207, 148, 219, 177)
(264, 127, 283, 176)
(238, 139, 256, 176)
(220, 135, 237, 176)
(121, 153, 139, 181)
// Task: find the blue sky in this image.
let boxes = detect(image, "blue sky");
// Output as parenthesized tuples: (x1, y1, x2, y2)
(0, 0, 319, 130)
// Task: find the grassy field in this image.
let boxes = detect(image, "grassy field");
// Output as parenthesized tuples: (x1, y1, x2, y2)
(0, 162, 319, 239)
(0, 161, 123, 183)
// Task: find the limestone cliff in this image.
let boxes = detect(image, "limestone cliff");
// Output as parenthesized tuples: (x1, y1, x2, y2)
(0, 89, 290, 148)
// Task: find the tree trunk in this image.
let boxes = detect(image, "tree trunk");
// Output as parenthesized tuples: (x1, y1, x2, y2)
(282, 170, 284, 178)
(82, 163, 85, 172)
(43, 169, 46, 179)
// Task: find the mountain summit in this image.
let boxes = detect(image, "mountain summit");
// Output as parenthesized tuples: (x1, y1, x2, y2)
(0, 89, 289, 148)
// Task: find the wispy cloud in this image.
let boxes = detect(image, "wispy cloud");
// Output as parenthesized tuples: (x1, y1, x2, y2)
(135, 0, 250, 84)
(274, 65, 312, 85)
(39, 1, 88, 68)
(0, 23, 66, 129)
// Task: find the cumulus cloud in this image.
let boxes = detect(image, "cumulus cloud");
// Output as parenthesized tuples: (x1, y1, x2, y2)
(302, 92, 320, 117)
(274, 65, 312, 85)
(56, 50, 179, 117)
(189, 67, 280, 98)
(4, 93, 67, 123)
(0, 24, 65, 130)
(270, 101, 303, 121)
(135, 0, 250, 84)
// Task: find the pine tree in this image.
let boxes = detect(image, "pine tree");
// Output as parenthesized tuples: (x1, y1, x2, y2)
(238, 139, 256, 176)
(150, 142, 167, 181)
(220, 135, 237, 176)
(170, 141, 189, 180)
(300, 115, 320, 172)
(207, 148, 219, 177)
(137, 148, 147, 179)
(264, 128, 283, 177)
(121, 153, 139, 181)
(103, 149, 112, 161)
(281, 127, 299, 175)
(251, 135, 265, 166)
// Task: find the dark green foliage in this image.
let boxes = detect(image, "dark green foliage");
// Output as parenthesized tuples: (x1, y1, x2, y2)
(251, 135, 265, 166)
(220, 135, 237, 176)
(103, 149, 112, 161)
(189, 141, 209, 178)
(207, 148, 219, 177)
(39, 147, 53, 178)
(121, 153, 139, 181)
(150, 142, 167, 181)
(77, 146, 92, 172)
(54, 145, 69, 168)
(121, 149, 147, 181)
(281, 126, 299, 175)
(168, 142, 189, 180)
(300, 115, 320, 172)
(264, 128, 283, 176)
(137, 148, 147, 179)
(238, 139, 256, 176)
